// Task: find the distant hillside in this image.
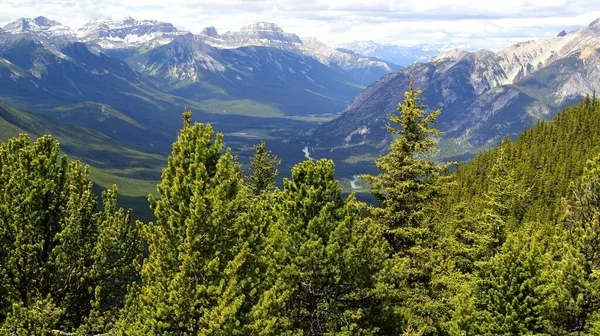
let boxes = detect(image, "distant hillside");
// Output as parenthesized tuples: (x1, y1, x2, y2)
(448, 96, 600, 222)
(311, 18, 600, 170)
(338, 40, 467, 66)
(0, 100, 163, 196)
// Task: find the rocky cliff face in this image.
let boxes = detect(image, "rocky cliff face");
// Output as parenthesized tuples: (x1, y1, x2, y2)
(78, 17, 186, 49)
(312, 18, 600, 160)
(225, 22, 303, 47)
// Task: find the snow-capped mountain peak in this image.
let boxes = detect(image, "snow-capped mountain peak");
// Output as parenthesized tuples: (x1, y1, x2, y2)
(78, 17, 186, 49)
(194, 24, 397, 84)
(217, 22, 302, 47)
(240, 22, 282, 33)
(2, 16, 77, 49)
(4, 16, 61, 33)
(200, 27, 219, 38)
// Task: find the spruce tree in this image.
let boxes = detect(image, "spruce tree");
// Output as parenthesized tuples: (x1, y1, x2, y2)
(362, 81, 453, 333)
(123, 112, 249, 334)
(0, 134, 142, 334)
(363, 80, 451, 250)
(246, 141, 281, 196)
(478, 140, 528, 257)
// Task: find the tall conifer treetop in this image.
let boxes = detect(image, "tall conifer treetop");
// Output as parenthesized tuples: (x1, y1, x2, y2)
(363, 80, 452, 250)
(124, 112, 249, 334)
(246, 141, 281, 196)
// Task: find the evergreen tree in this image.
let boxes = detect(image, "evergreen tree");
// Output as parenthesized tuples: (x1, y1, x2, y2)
(0, 134, 141, 334)
(250, 159, 391, 335)
(123, 112, 249, 335)
(553, 153, 600, 333)
(363, 80, 451, 251)
(469, 223, 554, 335)
(477, 141, 528, 257)
(83, 186, 144, 334)
(446, 96, 600, 223)
(441, 202, 488, 275)
(362, 81, 454, 333)
(246, 141, 281, 196)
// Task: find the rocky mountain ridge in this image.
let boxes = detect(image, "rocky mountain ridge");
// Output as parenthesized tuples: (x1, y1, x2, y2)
(74, 17, 400, 86)
(77, 17, 188, 50)
(1, 16, 77, 53)
(311, 18, 600, 162)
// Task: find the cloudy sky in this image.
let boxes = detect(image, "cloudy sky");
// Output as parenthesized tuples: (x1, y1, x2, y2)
(1, 0, 600, 50)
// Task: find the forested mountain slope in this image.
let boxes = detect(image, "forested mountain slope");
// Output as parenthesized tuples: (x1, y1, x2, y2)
(0, 100, 164, 197)
(446, 95, 600, 223)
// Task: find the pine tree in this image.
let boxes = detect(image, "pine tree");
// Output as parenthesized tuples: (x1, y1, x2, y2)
(0, 134, 142, 334)
(123, 112, 249, 334)
(250, 159, 391, 335)
(470, 223, 554, 335)
(245, 141, 281, 196)
(553, 153, 600, 333)
(82, 186, 144, 334)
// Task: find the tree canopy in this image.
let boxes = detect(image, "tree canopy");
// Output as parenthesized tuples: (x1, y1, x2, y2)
(2, 90, 600, 335)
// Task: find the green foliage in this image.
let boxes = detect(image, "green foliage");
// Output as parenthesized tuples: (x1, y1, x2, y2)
(477, 141, 529, 258)
(0, 299, 64, 336)
(362, 81, 455, 334)
(469, 223, 554, 335)
(245, 141, 281, 196)
(4, 90, 600, 335)
(0, 134, 142, 334)
(550, 153, 600, 334)
(251, 159, 390, 334)
(363, 80, 451, 248)
(448, 95, 600, 223)
(123, 113, 249, 334)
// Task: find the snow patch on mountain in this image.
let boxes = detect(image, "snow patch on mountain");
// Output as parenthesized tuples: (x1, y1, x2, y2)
(78, 17, 188, 49)
(196, 22, 396, 82)
(2, 16, 77, 49)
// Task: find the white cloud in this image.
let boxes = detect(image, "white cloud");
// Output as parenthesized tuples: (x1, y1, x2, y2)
(1, 0, 599, 50)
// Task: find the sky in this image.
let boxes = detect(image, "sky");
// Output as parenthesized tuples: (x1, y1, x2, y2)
(1, 0, 600, 50)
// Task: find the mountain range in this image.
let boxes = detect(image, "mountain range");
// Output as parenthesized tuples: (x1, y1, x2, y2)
(1, 15, 600, 194)
(78, 18, 401, 88)
(337, 41, 470, 66)
(310, 18, 600, 169)
(0, 15, 404, 197)
(1, 16, 400, 121)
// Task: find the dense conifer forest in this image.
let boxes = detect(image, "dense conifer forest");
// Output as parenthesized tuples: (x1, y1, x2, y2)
(2, 86, 600, 335)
